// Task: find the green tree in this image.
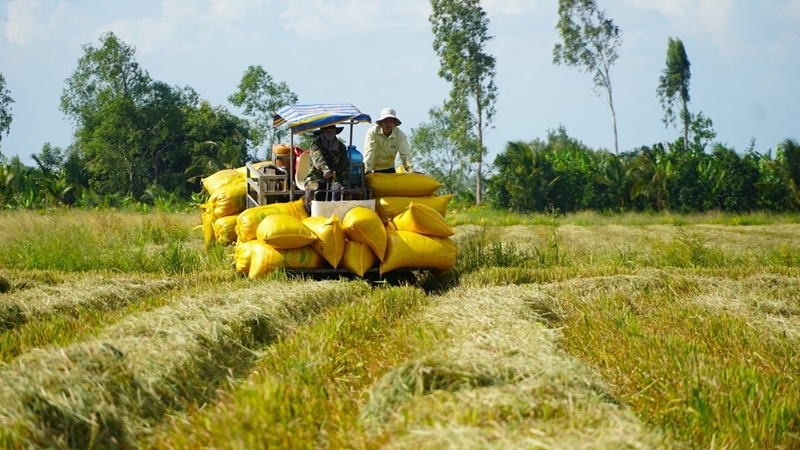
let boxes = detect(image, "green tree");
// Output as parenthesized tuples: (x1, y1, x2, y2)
(491, 141, 556, 213)
(430, 0, 498, 205)
(0, 72, 14, 146)
(184, 100, 251, 189)
(61, 32, 198, 199)
(630, 145, 673, 211)
(61, 32, 154, 197)
(410, 105, 474, 199)
(228, 65, 298, 160)
(688, 111, 716, 153)
(0, 153, 15, 204)
(766, 139, 800, 210)
(553, 0, 622, 155)
(656, 37, 691, 147)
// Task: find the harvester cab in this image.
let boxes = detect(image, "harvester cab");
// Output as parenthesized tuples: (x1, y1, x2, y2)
(244, 103, 374, 216)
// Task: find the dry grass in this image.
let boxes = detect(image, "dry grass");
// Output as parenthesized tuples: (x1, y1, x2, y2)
(454, 222, 800, 271)
(0, 278, 369, 448)
(2, 210, 800, 448)
(0, 272, 176, 331)
(361, 284, 666, 449)
(494, 271, 800, 448)
(153, 285, 430, 449)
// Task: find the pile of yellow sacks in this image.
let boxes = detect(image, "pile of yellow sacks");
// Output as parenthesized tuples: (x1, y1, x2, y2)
(367, 172, 454, 225)
(231, 199, 458, 279)
(200, 169, 246, 247)
(199, 168, 458, 279)
(199, 163, 273, 247)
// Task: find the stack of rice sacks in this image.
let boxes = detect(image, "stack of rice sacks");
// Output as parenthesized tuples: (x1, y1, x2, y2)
(233, 199, 329, 278)
(200, 169, 247, 247)
(198, 161, 282, 247)
(226, 171, 457, 279)
(230, 199, 388, 279)
(365, 172, 458, 275)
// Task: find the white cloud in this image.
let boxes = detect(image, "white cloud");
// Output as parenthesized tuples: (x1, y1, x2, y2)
(90, 0, 280, 54)
(161, 0, 201, 19)
(778, 0, 800, 22)
(624, 0, 770, 57)
(5, 0, 45, 45)
(279, 0, 428, 39)
(4, 0, 76, 47)
(210, 0, 265, 20)
(482, 0, 544, 16)
(767, 30, 800, 61)
(625, 0, 735, 36)
(97, 17, 174, 54)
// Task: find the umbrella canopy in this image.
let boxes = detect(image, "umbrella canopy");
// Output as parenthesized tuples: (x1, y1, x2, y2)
(272, 103, 372, 135)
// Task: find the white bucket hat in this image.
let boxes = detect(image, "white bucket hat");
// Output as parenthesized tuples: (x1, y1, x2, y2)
(376, 107, 401, 126)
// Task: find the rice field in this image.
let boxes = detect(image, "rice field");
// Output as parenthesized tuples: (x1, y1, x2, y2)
(1, 208, 799, 449)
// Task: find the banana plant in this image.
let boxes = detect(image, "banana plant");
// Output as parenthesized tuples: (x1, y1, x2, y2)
(594, 153, 633, 209)
(761, 139, 800, 210)
(630, 152, 673, 211)
(697, 158, 725, 208)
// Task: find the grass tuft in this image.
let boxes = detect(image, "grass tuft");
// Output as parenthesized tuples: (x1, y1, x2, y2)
(0, 280, 369, 448)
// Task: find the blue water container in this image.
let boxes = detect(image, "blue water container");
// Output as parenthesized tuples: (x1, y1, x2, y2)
(347, 145, 364, 187)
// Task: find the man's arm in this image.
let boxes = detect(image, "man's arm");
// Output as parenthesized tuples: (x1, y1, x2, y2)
(397, 129, 413, 172)
(363, 126, 377, 173)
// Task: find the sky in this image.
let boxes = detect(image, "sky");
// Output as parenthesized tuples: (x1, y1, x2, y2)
(1, 0, 799, 168)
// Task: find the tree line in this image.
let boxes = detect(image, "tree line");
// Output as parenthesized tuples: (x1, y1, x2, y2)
(488, 128, 800, 214)
(0, 0, 796, 213)
(414, 0, 797, 213)
(0, 32, 296, 210)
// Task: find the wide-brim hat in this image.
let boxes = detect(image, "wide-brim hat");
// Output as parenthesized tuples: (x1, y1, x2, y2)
(312, 124, 344, 136)
(376, 107, 401, 126)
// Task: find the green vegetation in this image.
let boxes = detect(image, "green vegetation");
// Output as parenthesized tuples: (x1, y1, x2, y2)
(1, 209, 800, 448)
(490, 128, 800, 214)
(429, 0, 497, 205)
(554, 0, 622, 155)
(0, 210, 225, 272)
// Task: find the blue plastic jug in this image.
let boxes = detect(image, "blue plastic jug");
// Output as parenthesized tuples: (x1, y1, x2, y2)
(347, 145, 364, 187)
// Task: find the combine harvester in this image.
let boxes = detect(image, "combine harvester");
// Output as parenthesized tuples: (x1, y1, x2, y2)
(229, 103, 457, 283)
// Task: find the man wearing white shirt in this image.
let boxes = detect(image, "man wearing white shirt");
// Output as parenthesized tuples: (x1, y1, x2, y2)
(363, 107, 414, 173)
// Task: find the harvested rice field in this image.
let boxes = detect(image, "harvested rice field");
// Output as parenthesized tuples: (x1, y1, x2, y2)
(1, 209, 800, 449)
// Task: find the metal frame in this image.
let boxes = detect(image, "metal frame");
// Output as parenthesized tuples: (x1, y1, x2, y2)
(245, 109, 373, 209)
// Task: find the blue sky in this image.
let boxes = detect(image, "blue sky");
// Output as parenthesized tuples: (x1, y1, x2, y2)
(1, 0, 798, 167)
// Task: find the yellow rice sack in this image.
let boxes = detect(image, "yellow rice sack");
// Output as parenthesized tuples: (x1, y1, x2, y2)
(213, 214, 239, 246)
(380, 227, 457, 274)
(390, 202, 454, 237)
(365, 173, 442, 197)
(200, 203, 215, 247)
(303, 215, 345, 268)
(340, 241, 377, 277)
(234, 240, 261, 276)
(209, 182, 246, 219)
(236, 199, 309, 242)
(376, 194, 453, 223)
(279, 246, 325, 269)
(256, 214, 316, 249)
(246, 243, 324, 278)
(202, 169, 242, 196)
(342, 206, 387, 261)
(248, 242, 283, 278)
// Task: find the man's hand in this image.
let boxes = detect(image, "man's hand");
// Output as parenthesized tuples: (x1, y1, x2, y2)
(323, 170, 334, 179)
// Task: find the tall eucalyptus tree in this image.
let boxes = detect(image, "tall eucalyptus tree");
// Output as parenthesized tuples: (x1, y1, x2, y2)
(430, 0, 498, 205)
(657, 37, 692, 147)
(553, 0, 622, 155)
